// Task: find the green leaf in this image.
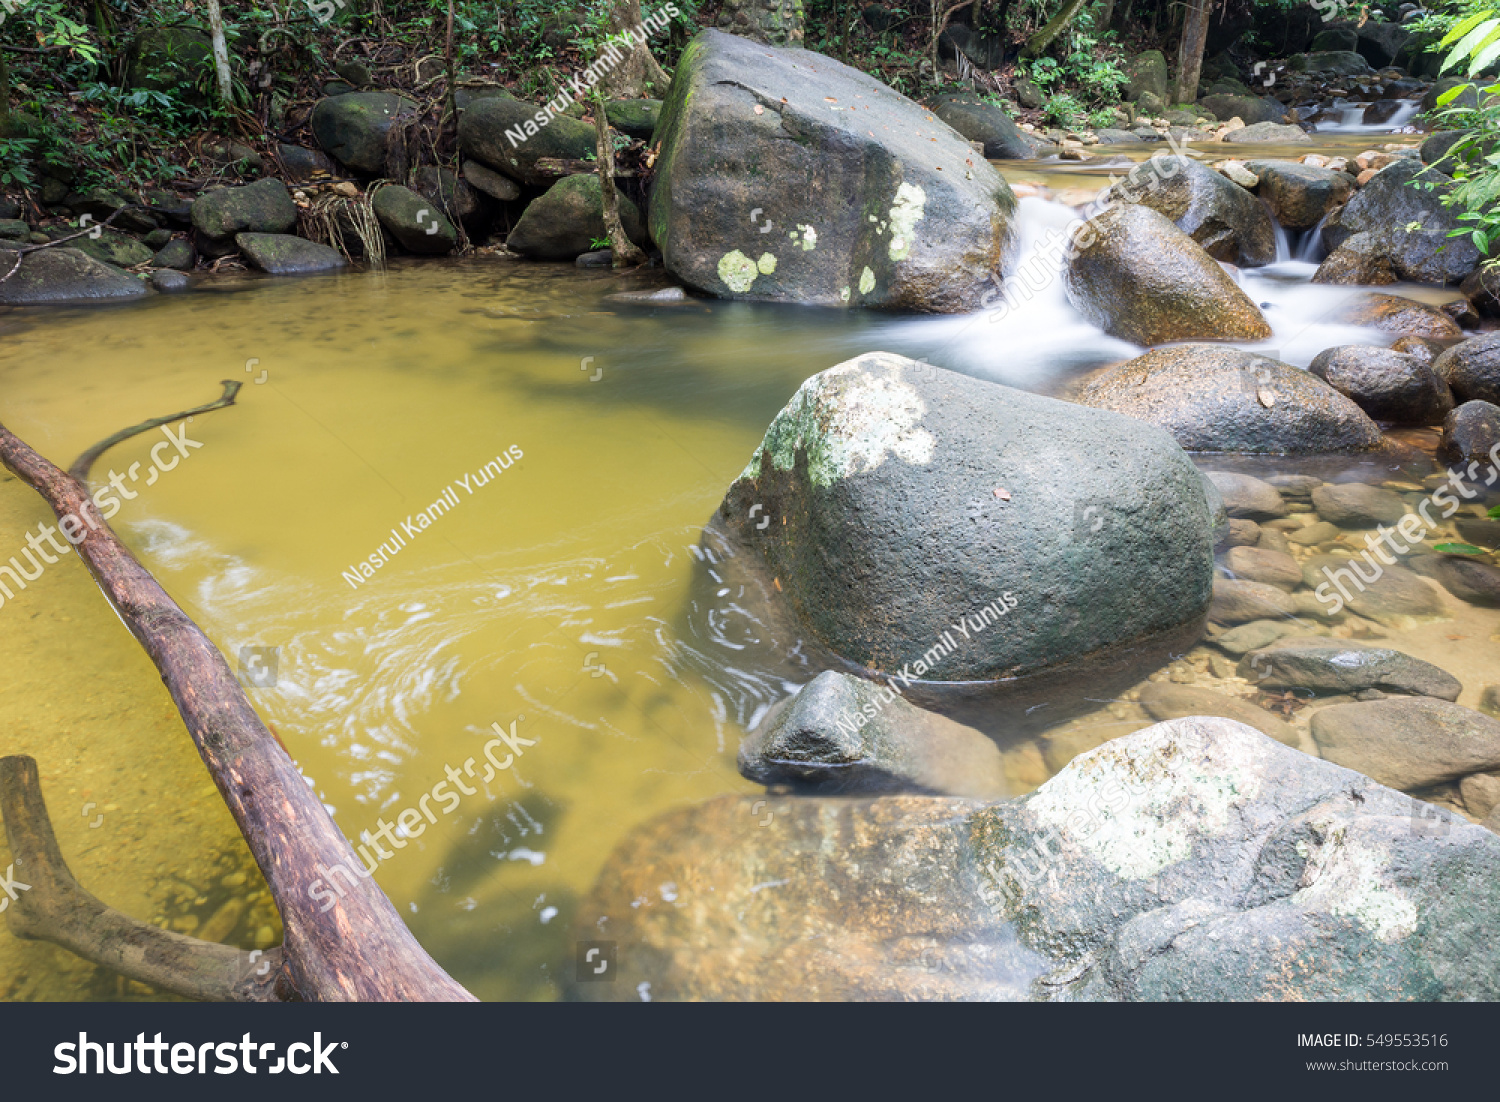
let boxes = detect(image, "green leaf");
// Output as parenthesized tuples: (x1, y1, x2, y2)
(1478, 230, 1492, 251)
(1437, 83, 1471, 104)
(1488, 505, 1500, 519)
(1440, 10, 1491, 49)
(1443, 17, 1500, 72)
(1469, 37, 1500, 75)
(1435, 542, 1486, 555)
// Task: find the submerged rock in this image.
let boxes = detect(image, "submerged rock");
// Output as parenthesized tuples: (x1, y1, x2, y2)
(648, 30, 1017, 311)
(716, 351, 1215, 694)
(1203, 471, 1286, 519)
(507, 174, 648, 260)
(1308, 345, 1453, 426)
(1222, 545, 1302, 589)
(1226, 121, 1311, 143)
(1098, 155, 1275, 267)
(573, 718, 1500, 1000)
(1137, 682, 1297, 745)
(1209, 577, 1299, 623)
(1064, 204, 1271, 344)
(1075, 345, 1382, 454)
(1302, 555, 1447, 624)
(1241, 636, 1461, 700)
(1312, 697, 1500, 789)
(1310, 481, 1406, 527)
(0, 247, 148, 304)
(1327, 292, 1463, 341)
(737, 670, 1008, 797)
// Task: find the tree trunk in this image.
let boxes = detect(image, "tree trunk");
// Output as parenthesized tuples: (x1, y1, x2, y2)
(1096, 0, 1115, 32)
(0, 389, 475, 1002)
(591, 92, 646, 268)
(1173, 0, 1210, 105)
(597, 0, 672, 99)
(204, 0, 234, 105)
(716, 0, 805, 46)
(1021, 0, 1090, 59)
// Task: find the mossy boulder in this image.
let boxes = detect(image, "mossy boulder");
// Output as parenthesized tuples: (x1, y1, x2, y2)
(457, 96, 598, 187)
(0, 247, 148, 304)
(235, 233, 348, 275)
(506, 174, 647, 260)
(929, 93, 1032, 159)
(310, 92, 420, 175)
(371, 184, 458, 254)
(191, 178, 298, 243)
(604, 99, 662, 141)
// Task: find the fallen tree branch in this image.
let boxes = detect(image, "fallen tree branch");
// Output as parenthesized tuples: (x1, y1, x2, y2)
(0, 755, 285, 1002)
(70, 379, 242, 482)
(0, 385, 475, 1001)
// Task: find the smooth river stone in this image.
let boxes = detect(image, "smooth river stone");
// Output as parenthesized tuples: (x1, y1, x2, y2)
(1311, 697, 1500, 789)
(1239, 636, 1462, 700)
(1137, 682, 1297, 745)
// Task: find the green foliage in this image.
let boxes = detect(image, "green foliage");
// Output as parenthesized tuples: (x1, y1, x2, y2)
(1426, 3, 1500, 267)
(0, 138, 37, 187)
(1021, 9, 1126, 107)
(1439, 6, 1500, 75)
(1044, 91, 1083, 126)
(1087, 105, 1119, 128)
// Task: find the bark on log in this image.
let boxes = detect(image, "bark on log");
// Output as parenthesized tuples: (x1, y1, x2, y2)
(0, 387, 475, 1001)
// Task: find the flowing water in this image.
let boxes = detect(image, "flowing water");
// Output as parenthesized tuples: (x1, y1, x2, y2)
(1, 129, 1494, 1001)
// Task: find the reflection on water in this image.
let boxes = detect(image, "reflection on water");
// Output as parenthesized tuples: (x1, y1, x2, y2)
(0, 127, 1487, 999)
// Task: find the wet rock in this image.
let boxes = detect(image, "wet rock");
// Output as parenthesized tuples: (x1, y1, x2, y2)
(1210, 577, 1299, 623)
(1461, 772, 1500, 819)
(1444, 298, 1482, 330)
(191, 178, 297, 246)
(0, 246, 148, 304)
(576, 249, 613, 268)
(1243, 159, 1352, 231)
(1224, 518, 1261, 547)
(142, 228, 172, 250)
(67, 187, 158, 234)
(1320, 160, 1482, 285)
(930, 93, 1032, 159)
(607, 286, 689, 303)
(604, 98, 662, 141)
(507, 174, 647, 261)
(1461, 266, 1500, 318)
(1098, 155, 1275, 267)
(648, 30, 1017, 312)
(1213, 617, 1302, 654)
(461, 159, 521, 203)
(716, 351, 1216, 689)
(52, 226, 153, 269)
(1287, 520, 1341, 546)
(234, 233, 348, 275)
(1483, 685, 1500, 718)
(1436, 400, 1500, 468)
(1064, 205, 1270, 344)
(575, 718, 1500, 1001)
(0, 219, 27, 242)
(1289, 49, 1375, 76)
(1138, 682, 1297, 744)
(1362, 98, 1406, 125)
(1420, 78, 1480, 113)
(738, 670, 1008, 797)
(1302, 555, 1446, 624)
(1266, 473, 1322, 498)
(1312, 232, 1399, 285)
(1421, 555, 1500, 607)
(1312, 697, 1500, 788)
(1203, 471, 1287, 519)
(372, 184, 458, 254)
(1222, 545, 1303, 589)
(1326, 292, 1463, 340)
(1390, 335, 1445, 365)
(1311, 481, 1407, 528)
(148, 269, 190, 293)
(1227, 121, 1311, 143)
(1241, 636, 1461, 700)
(1310, 28, 1357, 51)
(311, 92, 420, 175)
(1433, 333, 1500, 406)
(151, 238, 193, 270)
(1075, 346, 1382, 454)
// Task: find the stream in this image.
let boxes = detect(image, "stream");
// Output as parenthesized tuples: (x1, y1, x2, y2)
(2, 121, 1493, 1001)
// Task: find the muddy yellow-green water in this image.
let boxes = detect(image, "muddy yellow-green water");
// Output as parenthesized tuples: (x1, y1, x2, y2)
(1, 141, 1496, 1000)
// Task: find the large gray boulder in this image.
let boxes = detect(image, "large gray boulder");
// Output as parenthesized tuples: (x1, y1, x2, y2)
(648, 30, 1017, 312)
(1200, 93, 1288, 125)
(715, 352, 1215, 692)
(1124, 50, 1170, 103)
(1226, 121, 1311, 143)
(310, 92, 419, 175)
(574, 718, 1500, 1000)
(235, 233, 348, 275)
(1098, 155, 1275, 267)
(506, 174, 648, 260)
(1434, 333, 1500, 406)
(1064, 204, 1271, 344)
(0, 247, 148, 304)
(1308, 345, 1454, 426)
(191, 178, 297, 245)
(1074, 346, 1383, 453)
(738, 670, 1008, 797)
(1312, 698, 1500, 789)
(1320, 159, 1484, 285)
(1244, 159, 1352, 231)
(458, 96, 599, 188)
(929, 93, 1033, 159)
(371, 184, 458, 254)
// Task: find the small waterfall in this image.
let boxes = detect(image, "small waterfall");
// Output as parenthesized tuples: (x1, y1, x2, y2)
(1384, 101, 1421, 128)
(1340, 104, 1366, 127)
(1296, 210, 1333, 263)
(1266, 199, 1292, 264)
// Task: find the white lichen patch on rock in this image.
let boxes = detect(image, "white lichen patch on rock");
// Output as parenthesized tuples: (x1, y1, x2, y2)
(718, 249, 759, 293)
(1293, 824, 1419, 943)
(888, 182, 926, 261)
(757, 252, 777, 274)
(789, 224, 817, 251)
(737, 352, 935, 488)
(1025, 718, 1263, 881)
(859, 266, 876, 295)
